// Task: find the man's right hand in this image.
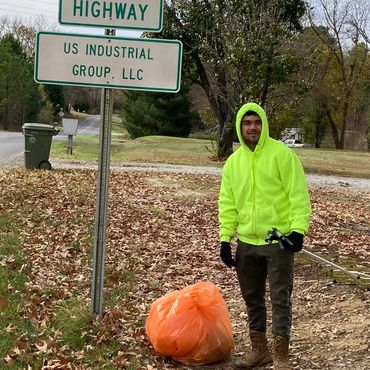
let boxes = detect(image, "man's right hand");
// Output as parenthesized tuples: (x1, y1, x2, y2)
(281, 231, 304, 252)
(220, 242, 236, 268)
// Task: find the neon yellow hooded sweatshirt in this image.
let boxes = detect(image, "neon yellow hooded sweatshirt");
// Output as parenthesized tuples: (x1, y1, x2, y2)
(218, 102, 311, 245)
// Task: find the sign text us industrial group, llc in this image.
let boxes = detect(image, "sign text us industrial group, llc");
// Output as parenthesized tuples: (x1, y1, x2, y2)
(35, 32, 182, 93)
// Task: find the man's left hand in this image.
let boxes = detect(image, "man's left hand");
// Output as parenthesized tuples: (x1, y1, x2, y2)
(282, 232, 304, 252)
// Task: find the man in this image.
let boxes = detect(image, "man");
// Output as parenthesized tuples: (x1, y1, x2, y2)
(218, 102, 311, 370)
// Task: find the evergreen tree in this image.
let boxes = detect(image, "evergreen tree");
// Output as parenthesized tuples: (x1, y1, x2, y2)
(44, 84, 64, 116)
(0, 33, 42, 131)
(122, 88, 198, 138)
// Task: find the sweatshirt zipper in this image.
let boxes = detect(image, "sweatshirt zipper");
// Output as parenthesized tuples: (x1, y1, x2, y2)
(251, 153, 258, 243)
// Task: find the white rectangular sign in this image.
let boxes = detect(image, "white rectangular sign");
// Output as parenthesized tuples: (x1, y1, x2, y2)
(35, 32, 182, 92)
(59, 0, 163, 31)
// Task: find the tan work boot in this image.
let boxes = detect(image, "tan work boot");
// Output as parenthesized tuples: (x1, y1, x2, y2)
(273, 336, 291, 370)
(234, 330, 272, 369)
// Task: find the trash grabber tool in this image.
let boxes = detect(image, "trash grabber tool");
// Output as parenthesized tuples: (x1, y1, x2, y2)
(265, 227, 370, 287)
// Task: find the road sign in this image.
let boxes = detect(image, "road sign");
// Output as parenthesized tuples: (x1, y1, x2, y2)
(35, 32, 182, 93)
(59, 0, 164, 31)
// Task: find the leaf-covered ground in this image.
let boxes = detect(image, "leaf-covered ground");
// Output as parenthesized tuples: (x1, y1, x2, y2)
(0, 169, 369, 369)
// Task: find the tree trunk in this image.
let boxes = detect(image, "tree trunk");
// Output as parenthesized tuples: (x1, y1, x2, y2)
(192, 52, 233, 159)
(259, 45, 274, 105)
(218, 119, 234, 159)
(315, 119, 320, 148)
(338, 89, 351, 149)
(324, 105, 340, 149)
(165, 1, 235, 160)
(212, 4, 234, 160)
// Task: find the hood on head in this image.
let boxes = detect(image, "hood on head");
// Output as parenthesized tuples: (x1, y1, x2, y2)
(235, 102, 269, 151)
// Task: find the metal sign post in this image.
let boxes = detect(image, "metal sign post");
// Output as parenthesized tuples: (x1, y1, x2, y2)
(91, 29, 115, 317)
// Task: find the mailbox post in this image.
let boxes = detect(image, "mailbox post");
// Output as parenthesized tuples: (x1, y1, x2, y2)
(62, 118, 79, 154)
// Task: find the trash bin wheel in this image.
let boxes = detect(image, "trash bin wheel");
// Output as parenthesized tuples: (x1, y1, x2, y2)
(39, 160, 52, 170)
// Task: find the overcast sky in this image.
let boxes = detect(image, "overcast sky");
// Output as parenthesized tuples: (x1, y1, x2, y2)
(0, 0, 325, 35)
(0, 0, 141, 37)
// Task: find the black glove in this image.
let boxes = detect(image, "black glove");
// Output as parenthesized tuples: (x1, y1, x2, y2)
(281, 232, 304, 252)
(220, 242, 235, 268)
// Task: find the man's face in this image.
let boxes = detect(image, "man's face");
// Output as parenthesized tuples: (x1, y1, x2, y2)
(241, 114, 262, 146)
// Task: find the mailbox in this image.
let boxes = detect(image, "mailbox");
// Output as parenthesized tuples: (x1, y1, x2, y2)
(62, 118, 79, 135)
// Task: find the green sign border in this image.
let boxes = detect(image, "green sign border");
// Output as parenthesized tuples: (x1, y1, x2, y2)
(34, 32, 182, 93)
(58, 0, 164, 32)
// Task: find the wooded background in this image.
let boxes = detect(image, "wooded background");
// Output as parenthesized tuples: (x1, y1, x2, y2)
(0, 0, 369, 157)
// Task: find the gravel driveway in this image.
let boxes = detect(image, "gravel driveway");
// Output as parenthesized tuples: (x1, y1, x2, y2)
(1, 152, 369, 192)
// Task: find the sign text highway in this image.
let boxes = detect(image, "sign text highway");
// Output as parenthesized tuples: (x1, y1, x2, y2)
(59, 0, 163, 31)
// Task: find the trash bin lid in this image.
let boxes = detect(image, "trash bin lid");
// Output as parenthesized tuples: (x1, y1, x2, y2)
(22, 123, 56, 131)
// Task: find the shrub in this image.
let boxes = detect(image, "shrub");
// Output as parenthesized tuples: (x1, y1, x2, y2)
(122, 88, 199, 138)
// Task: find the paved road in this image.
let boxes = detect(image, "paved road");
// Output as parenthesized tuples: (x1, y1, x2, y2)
(0, 131, 24, 159)
(0, 116, 100, 161)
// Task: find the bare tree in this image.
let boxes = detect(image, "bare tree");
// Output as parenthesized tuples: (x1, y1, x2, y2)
(309, 0, 370, 149)
(161, 0, 308, 159)
(0, 15, 58, 57)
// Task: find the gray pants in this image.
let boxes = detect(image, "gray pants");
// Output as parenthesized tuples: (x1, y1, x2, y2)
(235, 240, 294, 339)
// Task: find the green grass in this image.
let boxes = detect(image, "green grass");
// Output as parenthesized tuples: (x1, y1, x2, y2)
(292, 147, 370, 178)
(105, 268, 135, 305)
(51, 133, 370, 178)
(52, 137, 100, 161)
(0, 209, 139, 368)
(112, 136, 221, 166)
(0, 213, 36, 368)
(52, 299, 92, 349)
(51, 135, 222, 167)
(84, 340, 123, 368)
(50, 115, 370, 176)
(0, 206, 140, 368)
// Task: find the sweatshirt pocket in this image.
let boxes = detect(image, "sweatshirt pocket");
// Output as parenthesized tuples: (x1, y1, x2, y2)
(255, 205, 286, 238)
(237, 207, 254, 239)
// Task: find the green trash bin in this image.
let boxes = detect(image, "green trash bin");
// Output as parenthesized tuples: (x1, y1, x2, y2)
(22, 123, 59, 170)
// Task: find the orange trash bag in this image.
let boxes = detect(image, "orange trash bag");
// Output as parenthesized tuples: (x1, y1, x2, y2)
(146, 281, 233, 365)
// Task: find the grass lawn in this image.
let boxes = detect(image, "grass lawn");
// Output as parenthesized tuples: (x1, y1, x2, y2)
(51, 132, 370, 178)
(114, 136, 222, 166)
(291, 147, 370, 178)
(51, 135, 223, 167)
